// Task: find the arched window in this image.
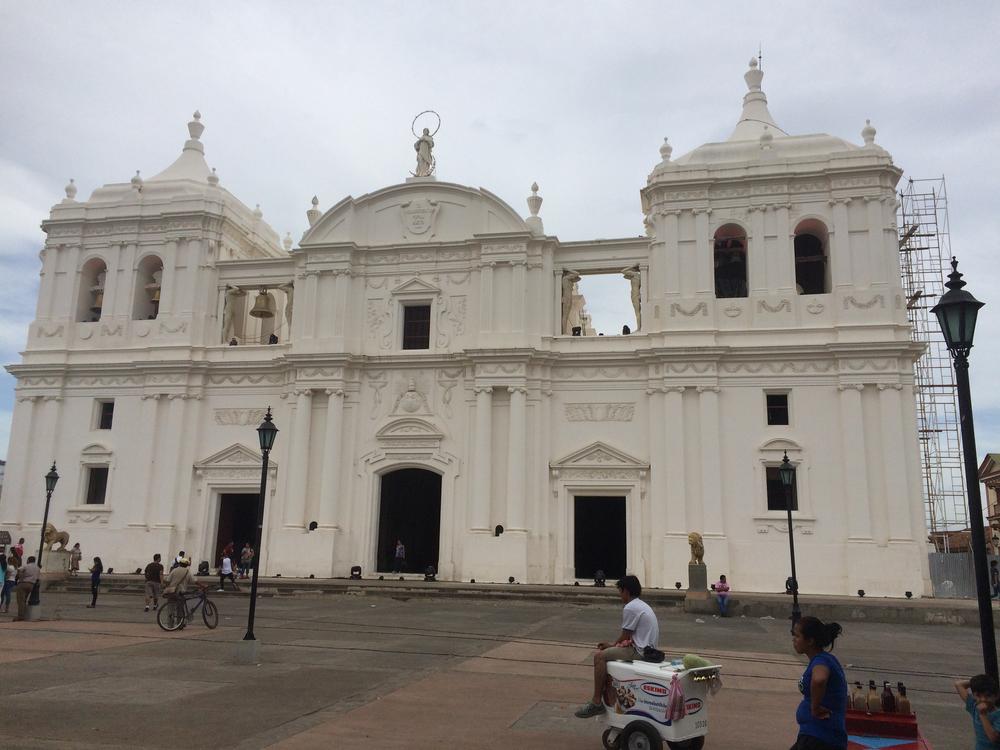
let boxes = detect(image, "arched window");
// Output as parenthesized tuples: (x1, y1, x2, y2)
(714, 224, 748, 298)
(77, 258, 107, 322)
(133, 255, 163, 320)
(794, 219, 829, 295)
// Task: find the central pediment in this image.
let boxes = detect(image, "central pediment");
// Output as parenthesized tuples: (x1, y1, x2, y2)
(550, 441, 648, 470)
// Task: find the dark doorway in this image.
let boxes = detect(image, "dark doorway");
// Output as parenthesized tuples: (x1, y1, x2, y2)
(574, 496, 626, 579)
(215, 493, 258, 565)
(377, 469, 441, 573)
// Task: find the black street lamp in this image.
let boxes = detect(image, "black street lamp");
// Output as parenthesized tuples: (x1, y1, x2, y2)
(931, 257, 995, 681)
(28, 462, 60, 607)
(243, 407, 278, 645)
(778, 451, 801, 632)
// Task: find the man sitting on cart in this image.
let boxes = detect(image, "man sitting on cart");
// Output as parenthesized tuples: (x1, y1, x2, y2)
(575, 574, 660, 718)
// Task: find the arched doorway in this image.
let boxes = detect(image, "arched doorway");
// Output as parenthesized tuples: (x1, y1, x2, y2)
(376, 468, 441, 574)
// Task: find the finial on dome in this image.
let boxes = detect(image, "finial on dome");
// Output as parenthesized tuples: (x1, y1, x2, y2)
(188, 110, 205, 141)
(659, 137, 673, 163)
(64, 178, 77, 201)
(131, 170, 143, 192)
(525, 182, 544, 235)
(861, 118, 877, 146)
(283, 232, 293, 251)
(207, 167, 219, 186)
(744, 56, 764, 92)
(306, 195, 321, 227)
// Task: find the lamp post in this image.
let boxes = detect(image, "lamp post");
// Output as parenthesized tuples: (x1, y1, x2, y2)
(778, 451, 801, 632)
(28, 462, 60, 609)
(931, 257, 996, 681)
(240, 407, 278, 660)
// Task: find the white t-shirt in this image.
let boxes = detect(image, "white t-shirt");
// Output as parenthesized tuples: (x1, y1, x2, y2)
(221, 557, 233, 575)
(622, 597, 659, 651)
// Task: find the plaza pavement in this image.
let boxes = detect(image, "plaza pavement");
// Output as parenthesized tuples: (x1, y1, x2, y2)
(0, 590, 975, 748)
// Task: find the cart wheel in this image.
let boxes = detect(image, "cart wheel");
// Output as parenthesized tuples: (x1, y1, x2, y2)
(666, 738, 704, 750)
(621, 721, 661, 750)
(602, 728, 621, 750)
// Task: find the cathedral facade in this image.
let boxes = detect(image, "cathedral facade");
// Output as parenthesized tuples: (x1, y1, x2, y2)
(2, 61, 930, 596)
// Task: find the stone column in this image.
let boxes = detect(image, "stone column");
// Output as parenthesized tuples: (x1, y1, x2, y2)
(134, 394, 161, 528)
(664, 210, 681, 296)
(866, 196, 885, 286)
(830, 199, 852, 289)
(775, 204, 794, 294)
(318, 388, 344, 529)
(159, 239, 179, 316)
(283, 388, 312, 528)
(838, 384, 871, 540)
(155, 394, 187, 527)
(664, 386, 687, 534)
(647, 388, 668, 583)
(479, 263, 494, 332)
(693, 209, 712, 296)
(511, 261, 526, 333)
(470, 386, 493, 531)
(7, 396, 39, 524)
(303, 271, 319, 339)
(506, 386, 527, 531)
(698, 386, 723, 536)
(748, 206, 767, 294)
(332, 270, 350, 337)
(878, 384, 912, 540)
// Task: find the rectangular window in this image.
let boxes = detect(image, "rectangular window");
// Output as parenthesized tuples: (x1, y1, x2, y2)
(402, 304, 431, 350)
(766, 393, 789, 426)
(85, 467, 109, 505)
(765, 466, 798, 511)
(98, 400, 115, 430)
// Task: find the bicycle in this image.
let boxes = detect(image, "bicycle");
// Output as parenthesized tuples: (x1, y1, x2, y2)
(156, 587, 219, 631)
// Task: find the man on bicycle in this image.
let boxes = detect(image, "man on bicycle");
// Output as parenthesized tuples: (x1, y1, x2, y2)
(161, 557, 204, 620)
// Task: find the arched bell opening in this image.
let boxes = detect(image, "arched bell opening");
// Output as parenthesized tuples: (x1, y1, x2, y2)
(375, 468, 442, 574)
(714, 224, 748, 298)
(77, 257, 108, 322)
(133, 254, 163, 320)
(794, 219, 830, 295)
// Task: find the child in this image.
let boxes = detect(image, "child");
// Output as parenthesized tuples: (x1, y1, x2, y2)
(791, 616, 848, 750)
(955, 674, 1000, 748)
(713, 574, 731, 617)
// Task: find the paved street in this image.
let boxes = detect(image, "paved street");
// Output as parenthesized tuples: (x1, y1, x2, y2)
(0, 590, 975, 748)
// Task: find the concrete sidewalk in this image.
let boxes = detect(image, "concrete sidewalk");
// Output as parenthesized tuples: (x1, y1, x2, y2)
(48, 572, 990, 627)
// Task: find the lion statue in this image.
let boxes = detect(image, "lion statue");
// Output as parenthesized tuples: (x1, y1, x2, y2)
(44, 523, 70, 551)
(687, 531, 705, 565)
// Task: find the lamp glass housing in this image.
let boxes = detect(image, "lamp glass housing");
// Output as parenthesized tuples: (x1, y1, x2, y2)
(257, 408, 278, 451)
(45, 463, 60, 493)
(778, 453, 795, 488)
(931, 257, 985, 355)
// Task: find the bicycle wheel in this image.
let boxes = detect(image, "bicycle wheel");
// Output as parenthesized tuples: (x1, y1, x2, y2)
(202, 598, 219, 629)
(156, 600, 186, 632)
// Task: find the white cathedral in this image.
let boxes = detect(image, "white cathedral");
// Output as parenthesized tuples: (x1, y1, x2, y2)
(1, 60, 931, 596)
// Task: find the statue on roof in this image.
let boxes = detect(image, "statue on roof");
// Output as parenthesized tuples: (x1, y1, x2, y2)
(411, 111, 440, 177)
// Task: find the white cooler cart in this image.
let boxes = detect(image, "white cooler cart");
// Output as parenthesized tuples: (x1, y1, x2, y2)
(600, 660, 722, 750)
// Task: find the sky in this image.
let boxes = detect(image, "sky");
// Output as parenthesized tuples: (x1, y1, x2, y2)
(1, 1, 998, 476)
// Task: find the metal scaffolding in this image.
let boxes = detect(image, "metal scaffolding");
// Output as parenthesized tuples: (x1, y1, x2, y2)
(898, 176, 967, 537)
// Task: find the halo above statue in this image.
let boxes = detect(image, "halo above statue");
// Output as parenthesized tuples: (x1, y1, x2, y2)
(411, 110, 441, 138)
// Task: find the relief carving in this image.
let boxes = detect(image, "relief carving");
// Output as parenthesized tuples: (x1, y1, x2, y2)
(670, 302, 708, 318)
(757, 299, 791, 314)
(564, 403, 636, 422)
(843, 294, 885, 310)
(214, 408, 267, 426)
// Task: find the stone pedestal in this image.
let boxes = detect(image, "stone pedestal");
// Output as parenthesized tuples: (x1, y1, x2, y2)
(234, 638, 260, 665)
(686, 562, 708, 600)
(41, 549, 71, 577)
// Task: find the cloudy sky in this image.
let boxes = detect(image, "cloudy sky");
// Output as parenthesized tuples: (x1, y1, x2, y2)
(1, 2, 998, 476)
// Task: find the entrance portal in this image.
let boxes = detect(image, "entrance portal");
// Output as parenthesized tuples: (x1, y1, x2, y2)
(215, 493, 258, 565)
(574, 496, 626, 579)
(377, 468, 441, 574)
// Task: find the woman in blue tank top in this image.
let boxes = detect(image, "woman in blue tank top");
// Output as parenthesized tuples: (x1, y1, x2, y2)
(790, 616, 848, 750)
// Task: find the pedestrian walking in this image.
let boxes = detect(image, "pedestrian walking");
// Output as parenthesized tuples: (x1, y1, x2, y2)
(0, 553, 11, 613)
(393, 539, 406, 573)
(86, 557, 103, 608)
(144, 553, 164, 612)
(713, 574, 731, 617)
(14, 555, 41, 621)
(217, 553, 240, 592)
(991, 560, 999, 599)
(13, 537, 24, 560)
(70, 543, 82, 576)
(954, 673, 1000, 748)
(790, 616, 848, 750)
(239, 542, 254, 578)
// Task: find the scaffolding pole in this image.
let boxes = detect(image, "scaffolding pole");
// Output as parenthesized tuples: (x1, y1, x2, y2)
(898, 176, 967, 538)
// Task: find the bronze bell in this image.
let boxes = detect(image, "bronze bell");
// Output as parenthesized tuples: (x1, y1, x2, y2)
(249, 289, 276, 319)
(91, 291, 104, 312)
(149, 286, 160, 302)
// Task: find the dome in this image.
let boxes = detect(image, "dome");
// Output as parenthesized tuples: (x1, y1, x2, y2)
(300, 180, 531, 247)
